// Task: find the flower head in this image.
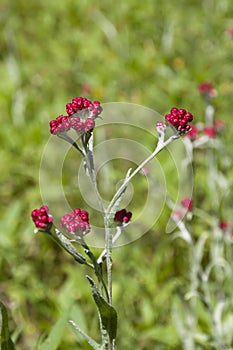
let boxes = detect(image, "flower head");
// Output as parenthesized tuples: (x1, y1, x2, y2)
(31, 205, 53, 230)
(50, 96, 102, 136)
(219, 221, 230, 231)
(114, 209, 132, 224)
(156, 121, 166, 135)
(198, 82, 217, 99)
(165, 107, 194, 135)
(60, 208, 90, 237)
(203, 127, 216, 138)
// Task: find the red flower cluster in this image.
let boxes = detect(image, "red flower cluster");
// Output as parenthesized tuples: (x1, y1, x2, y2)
(198, 82, 217, 98)
(60, 208, 90, 236)
(114, 209, 132, 224)
(50, 96, 102, 135)
(219, 221, 230, 231)
(203, 127, 216, 138)
(165, 107, 193, 134)
(31, 205, 53, 229)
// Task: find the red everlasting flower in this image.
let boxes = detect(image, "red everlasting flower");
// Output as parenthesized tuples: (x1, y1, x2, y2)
(60, 208, 90, 236)
(203, 127, 216, 138)
(181, 198, 193, 211)
(198, 82, 217, 98)
(219, 221, 230, 231)
(31, 205, 53, 229)
(114, 209, 132, 224)
(50, 97, 102, 136)
(165, 107, 194, 135)
(156, 121, 166, 134)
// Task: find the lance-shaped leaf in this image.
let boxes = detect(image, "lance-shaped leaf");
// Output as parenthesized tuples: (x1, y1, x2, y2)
(0, 301, 16, 350)
(86, 276, 117, 342)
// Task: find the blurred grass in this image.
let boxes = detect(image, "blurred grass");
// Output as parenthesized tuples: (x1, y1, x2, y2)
(0, 0, 233, 349)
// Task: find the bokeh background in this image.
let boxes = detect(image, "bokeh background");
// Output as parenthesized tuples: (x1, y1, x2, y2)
(0, 0, 233, 349)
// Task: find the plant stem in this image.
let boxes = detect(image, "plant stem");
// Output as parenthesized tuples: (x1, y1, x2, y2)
(104, 221, 113, 305)
(80, 237, 109, 302)
(81, 134, 114, 307)
(97, 226, 123, 264)
(106, 133, 179, 217)
(82, 134, 106, 215)
(103, 132, 179, 308)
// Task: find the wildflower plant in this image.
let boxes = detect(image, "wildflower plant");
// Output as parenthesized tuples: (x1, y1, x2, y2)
(4, 89, 231, 349)
(27, 98, 195, 349)
(170, 83, 233, 350)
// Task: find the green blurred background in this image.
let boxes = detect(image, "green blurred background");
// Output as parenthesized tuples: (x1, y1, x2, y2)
(0, 0, 233, 349)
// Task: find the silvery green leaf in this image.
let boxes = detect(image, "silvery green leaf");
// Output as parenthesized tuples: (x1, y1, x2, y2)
(86, 276, 117, 342)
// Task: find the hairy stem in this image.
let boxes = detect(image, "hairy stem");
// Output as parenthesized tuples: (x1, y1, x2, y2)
(106, 133, 179, 217)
